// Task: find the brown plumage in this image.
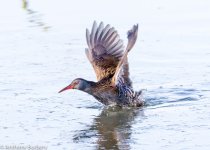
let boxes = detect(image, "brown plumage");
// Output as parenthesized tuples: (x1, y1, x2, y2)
(59, 21, 143, 107)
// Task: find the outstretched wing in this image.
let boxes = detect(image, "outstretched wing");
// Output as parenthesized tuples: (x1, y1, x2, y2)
(112, 24, 138, 86)
(85, 21, 124, 81)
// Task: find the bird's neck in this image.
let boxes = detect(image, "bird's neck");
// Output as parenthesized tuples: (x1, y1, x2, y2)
(80, 80, 96, 94)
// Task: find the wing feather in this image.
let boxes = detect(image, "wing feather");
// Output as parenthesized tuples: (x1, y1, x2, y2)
(85, 21, 124, 81)
(102, 28, 115, 43)
(106, 36, 120, 51)
(86, 29, 91, 49)
(105, 32, 118, 48)
(98, 24, 110, 43)
(112, 24, 138, 86)
(108, 40, 123, 54)
(95, 22, 104, 43)
(90, 21, 97, 47)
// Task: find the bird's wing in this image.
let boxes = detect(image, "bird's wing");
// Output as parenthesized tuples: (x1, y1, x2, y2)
(85, 21, 124, 81)
(111, 24, 138, 86)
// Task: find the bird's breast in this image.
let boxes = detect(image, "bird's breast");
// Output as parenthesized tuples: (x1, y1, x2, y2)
(91, 86, 118, 105)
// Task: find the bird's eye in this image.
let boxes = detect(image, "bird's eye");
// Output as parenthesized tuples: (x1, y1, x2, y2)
(74, 81, 79, 85)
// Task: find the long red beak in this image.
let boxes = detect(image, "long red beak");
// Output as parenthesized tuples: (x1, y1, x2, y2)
(58, 84, 74, 93)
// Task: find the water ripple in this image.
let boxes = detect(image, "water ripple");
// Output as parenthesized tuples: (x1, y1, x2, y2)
(145, 86, 201, 107)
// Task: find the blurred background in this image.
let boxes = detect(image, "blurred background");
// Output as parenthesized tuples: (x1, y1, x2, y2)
(0, 0, 210, 149)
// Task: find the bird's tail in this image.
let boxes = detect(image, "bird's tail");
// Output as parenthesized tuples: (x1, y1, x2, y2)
(136, 90, 142, 97)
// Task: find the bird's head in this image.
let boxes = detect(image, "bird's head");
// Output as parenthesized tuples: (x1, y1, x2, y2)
(59, 78, 89, 93)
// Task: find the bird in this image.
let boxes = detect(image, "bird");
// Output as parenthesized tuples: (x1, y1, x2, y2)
(59, 21, 143, 107)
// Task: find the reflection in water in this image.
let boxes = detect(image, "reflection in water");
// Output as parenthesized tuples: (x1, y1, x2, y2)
(22, 0, 51, 31)
(73, 107, 144, 149)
